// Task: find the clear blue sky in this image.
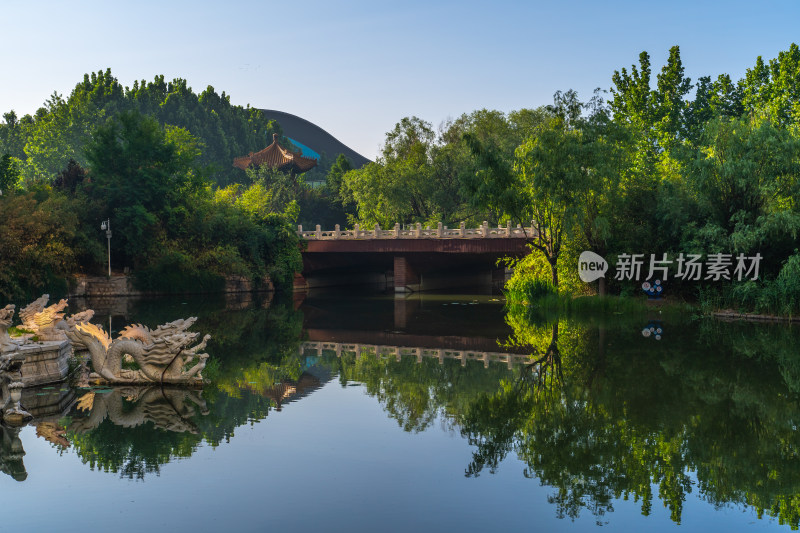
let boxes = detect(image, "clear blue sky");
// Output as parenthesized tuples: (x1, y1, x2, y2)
(2, 0, 799, 160)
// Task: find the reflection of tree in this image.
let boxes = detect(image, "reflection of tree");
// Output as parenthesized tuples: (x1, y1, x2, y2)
(124, 292, 305, 380)
(320, 349, 516, 433)
(523, 322, 563, 392)
(216, 357, 303, 400)
(460, 310, 800, 527)
(29, 293, 800, 529)
(461, 322, 562, 478)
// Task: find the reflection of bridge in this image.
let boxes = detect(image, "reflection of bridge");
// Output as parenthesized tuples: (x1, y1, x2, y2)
(302, 340, 532, 369)
(296, 222, 533, 292)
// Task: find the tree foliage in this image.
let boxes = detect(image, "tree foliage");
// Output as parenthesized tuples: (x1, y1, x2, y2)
(0, 107, 302, 297)
(0, 69, 284, 187)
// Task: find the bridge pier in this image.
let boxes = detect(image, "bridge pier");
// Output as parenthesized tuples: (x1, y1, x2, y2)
(393, 256, 420, 293)
(393, 295, 420, 329)
(293, 273, 309, 292)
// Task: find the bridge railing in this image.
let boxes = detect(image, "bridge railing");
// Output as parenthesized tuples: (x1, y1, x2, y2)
(301, 341, 536, 370)
(298, 221, 536, 240)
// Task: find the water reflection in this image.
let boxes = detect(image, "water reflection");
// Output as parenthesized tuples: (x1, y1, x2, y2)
(68, 387, 208, 434)
(0, 425, 26, 481)
(461, 306, 800, 527)
(3, 291, 800, 530)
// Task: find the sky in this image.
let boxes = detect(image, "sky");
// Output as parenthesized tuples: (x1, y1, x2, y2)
(2, 0, 800, 161)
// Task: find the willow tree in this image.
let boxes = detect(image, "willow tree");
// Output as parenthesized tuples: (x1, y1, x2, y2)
(514, 117, 591, 287)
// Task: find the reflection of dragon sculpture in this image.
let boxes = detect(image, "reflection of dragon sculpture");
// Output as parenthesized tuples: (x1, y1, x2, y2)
(69, 387, 208, 434)
(66, 318, 210, 384)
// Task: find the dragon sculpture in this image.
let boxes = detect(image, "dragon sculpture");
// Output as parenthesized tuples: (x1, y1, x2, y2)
(66, 317, 210, 384)
(18, 295, 49, 329)
(52, 309, 95, 346)
(0, 304, 23, 353)
(19, 295, 67, 331)
(18, 295, 91, 342)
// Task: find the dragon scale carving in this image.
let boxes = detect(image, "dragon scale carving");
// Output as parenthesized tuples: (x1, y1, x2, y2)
(17, 295, 89, 342)
(67, 319, 210, 385)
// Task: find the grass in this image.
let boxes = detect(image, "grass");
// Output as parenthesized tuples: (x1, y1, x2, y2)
(506, 276, 695, 321)
(9, 326, 35, 336)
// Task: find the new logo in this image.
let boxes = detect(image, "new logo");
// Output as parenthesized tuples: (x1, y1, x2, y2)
(578, 251, 608, 282)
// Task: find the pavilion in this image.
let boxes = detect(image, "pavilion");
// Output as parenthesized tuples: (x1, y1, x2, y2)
(233, 133, 318, 174)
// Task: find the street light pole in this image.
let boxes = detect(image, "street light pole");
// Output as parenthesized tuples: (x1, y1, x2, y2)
(100, 219, 112, 277)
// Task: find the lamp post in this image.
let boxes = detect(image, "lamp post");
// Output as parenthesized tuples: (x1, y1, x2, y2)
(100, 219, 112, 277)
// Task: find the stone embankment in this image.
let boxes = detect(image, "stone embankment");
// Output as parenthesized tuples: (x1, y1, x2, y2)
(713, 310, 800, 323)
(70, 274, 272, 297)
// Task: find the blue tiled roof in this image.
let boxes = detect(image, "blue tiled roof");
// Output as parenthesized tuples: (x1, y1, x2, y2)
(287, 137, 320, 160)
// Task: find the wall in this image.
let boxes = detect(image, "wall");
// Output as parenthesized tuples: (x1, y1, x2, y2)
(70, 274, 273, 298)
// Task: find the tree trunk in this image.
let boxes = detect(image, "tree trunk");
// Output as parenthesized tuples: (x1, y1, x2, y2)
(598, 276, 606, 296)
(551, 262, 559, 288)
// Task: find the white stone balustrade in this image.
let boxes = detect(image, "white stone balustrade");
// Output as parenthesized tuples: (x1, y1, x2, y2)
(301, 341, 535, 370)
(297, 221, 536, 240)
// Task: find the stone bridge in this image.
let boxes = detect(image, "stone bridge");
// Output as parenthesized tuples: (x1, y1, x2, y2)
(296, 222, 534, 292)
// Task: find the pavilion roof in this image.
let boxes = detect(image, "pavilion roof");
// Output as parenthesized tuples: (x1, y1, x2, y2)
(233, 133, 318, 173)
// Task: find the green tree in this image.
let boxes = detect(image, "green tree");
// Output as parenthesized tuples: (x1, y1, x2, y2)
(741, 43, 800, 126)
(514, 117, 587, 287)
(0, 111, 26, 160)
(460, 109, 542, 227)
(0, 193, 82, 299)
(0, 154, 21, 193)
(325, 153, 354, 212)
(685, 74, 743, 145)
(343, 117, 438, 226)
(21, 92, 101, 184)
(610, 46, 691, 156)
(243, 165, 303, 222)
(84, 111, 202, 265)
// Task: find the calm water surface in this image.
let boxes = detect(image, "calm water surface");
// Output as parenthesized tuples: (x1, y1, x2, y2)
(2, 289, 799, 532)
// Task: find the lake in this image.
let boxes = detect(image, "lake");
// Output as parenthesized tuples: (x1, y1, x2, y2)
(2, 289, 799, 532)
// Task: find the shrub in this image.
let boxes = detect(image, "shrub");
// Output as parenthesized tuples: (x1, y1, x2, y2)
(133, 251, 224, 293)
